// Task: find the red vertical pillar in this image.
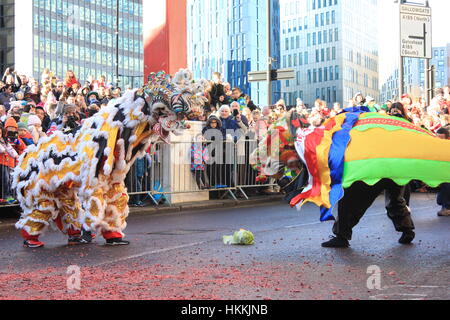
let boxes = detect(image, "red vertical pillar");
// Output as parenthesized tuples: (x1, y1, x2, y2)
(143, 0, 187, 81)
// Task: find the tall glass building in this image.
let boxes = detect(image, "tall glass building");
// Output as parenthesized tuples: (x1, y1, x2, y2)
(381, 45, 450, 102)
(187, 0, 281, 106)
(280, 0, 379, 107)
(0, 0, 15, 75)
(14, 0, 143, 87)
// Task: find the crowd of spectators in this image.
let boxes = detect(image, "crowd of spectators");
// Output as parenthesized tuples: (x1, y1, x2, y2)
(195, 73, 450, 144)
(0, 67, 123, 204)
(0, 68, 449, 208)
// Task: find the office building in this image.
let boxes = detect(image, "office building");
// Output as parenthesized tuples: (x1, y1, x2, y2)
(187, 0, 281, 106)
(12, 0, 143, 87)
(280, 0, 379, 107)
(0, 0, 15, 75)
(380, 45, 450, 102)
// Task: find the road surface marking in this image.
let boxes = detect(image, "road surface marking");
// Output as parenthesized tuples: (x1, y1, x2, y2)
(370, 293, 428, 300)
(92, 241, 207, 267)
(383, 285, 446, 289)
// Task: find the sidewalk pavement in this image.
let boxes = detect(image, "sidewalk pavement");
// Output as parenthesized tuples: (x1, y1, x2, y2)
(0, 194, 284, 230)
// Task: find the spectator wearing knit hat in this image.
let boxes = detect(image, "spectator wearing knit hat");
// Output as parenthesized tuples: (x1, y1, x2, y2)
(28, 114, 46, 144)
(1, 118, 26, 165)
(18, 122, 35, 146)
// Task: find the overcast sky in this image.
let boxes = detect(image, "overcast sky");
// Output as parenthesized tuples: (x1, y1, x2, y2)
(379, 0, 450, 82)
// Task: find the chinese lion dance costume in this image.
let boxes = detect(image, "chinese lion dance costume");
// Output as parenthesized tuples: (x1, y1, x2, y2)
(14, 69, 208, 248)
(251, 107, 450, 245)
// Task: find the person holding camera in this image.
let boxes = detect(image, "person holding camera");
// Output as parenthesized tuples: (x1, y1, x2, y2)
(0, 118, 19, 202)
(47, 104, 81, 136)
(0, 118, 26, 201)
(2, 68, 22, 93)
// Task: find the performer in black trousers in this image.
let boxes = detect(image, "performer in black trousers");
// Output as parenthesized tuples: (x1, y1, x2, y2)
(322, 179, 415, 248)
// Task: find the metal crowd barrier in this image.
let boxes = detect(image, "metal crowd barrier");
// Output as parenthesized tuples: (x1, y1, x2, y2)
(0, 139, 278, 208)
(126, 139, 277, 205)
(0, 154, 18, 207)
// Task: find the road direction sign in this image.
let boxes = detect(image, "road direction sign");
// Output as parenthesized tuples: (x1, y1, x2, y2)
(248, 69, 295, 82)
(248, 71, 269, 82)
(275, 69, 296, 80)
(400, 4, 432, 59)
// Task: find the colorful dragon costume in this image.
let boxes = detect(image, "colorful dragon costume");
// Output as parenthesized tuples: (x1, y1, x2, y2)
(13, 70, 207, 247)
(252, 108, 450, 222)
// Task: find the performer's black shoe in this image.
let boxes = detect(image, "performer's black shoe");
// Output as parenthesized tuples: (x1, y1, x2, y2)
(321, 236, 350, 248)
(105, 238, 130, 246)
(398, 230, 415, 245)
(81, 230, 95, 244)
(68, 236, 91, 245)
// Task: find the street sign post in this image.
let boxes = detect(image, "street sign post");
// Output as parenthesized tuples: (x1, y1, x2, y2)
(398, 1, 432, 103)
(400, 3, 432, 59)
(248, 69, 295, 83)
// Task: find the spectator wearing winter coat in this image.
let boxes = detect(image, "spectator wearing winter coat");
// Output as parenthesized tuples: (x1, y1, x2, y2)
(209, 72, 227, 109)
(64, 70, 80, 89)
(18, 123, 35, 146)
(27, 114, 46, 144)
(1, 118, 26, 166)
(2, 68, 22, 93)
(0, 85, 15, 111)
(231, 87, 247, 111)
(202, 115, 226, 140)
(244, 95, 258, 112)
(219, 104, 248, 142)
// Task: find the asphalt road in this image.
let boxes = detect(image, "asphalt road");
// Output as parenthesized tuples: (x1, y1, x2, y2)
(0, 193, 448, 300)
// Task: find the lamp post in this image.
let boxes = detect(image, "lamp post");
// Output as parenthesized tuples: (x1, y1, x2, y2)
(115, 0, 120, 87)
(267, 0, 272, 107)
